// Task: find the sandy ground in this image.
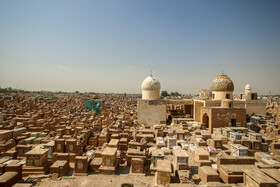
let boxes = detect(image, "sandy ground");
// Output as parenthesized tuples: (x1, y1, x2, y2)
(35, 156, 197, 187)
(36, 173, 154, 187)
(35, 142, 200, 187)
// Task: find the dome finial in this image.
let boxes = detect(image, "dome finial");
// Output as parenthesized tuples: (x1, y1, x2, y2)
(221, 70, 225, 75)
(150, 70, 153, 76)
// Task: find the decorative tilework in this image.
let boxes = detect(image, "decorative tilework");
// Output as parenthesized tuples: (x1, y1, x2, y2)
(210, 74, 234, 91)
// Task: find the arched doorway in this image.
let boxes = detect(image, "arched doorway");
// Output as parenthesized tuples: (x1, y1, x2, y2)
(202, 113, 209, 128)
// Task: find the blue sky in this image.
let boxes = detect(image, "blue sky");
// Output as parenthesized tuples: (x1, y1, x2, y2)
(0, 0, 279, 94)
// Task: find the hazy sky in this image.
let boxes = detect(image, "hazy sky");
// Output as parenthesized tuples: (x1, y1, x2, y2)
(0, 0, 280, 94)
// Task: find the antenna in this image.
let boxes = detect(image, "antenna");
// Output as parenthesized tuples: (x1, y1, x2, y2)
(150, 70, 153, 76)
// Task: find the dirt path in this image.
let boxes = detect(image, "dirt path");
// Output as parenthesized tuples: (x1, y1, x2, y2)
(36, 174, 154, 187)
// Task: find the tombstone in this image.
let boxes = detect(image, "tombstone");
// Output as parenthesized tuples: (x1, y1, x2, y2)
(108, 139, 119, 149)
(156, 137, 166, 148)
(243, 169, 277, 187)
(167, 137, 176, 148)
(155, 160, 171, 185)
(198, 166, 220, 184)
(25, 149, 48, 167)
(130, 158, 145, 174)
(230, 132, 242, 141)
(50, 160, 69, 177)
(173, 149, 189, 171)
(54, 139, 65, 153)
(66, 139, 78, 153)
(74, 156, 89, 174)
(119, 138, 128, 151)
(15, 145, 32, 157)
(249, 133, 262, 141)
(231, 144, 248, 157)
(251, 140, 261, 151)
(150, 149, 165, 174)
(99, 147, 118, 175)
(43, 141, 54, 159)
(90, 157, 102, 173)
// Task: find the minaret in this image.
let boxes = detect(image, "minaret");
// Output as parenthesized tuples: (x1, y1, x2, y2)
(244, 84, 252, 100)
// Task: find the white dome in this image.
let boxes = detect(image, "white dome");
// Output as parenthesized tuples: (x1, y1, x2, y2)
(245, 84, 251, 90)
(141, 75, 161, 91)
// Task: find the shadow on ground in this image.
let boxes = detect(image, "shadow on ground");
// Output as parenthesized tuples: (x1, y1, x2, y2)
(116, 166, 130, 175)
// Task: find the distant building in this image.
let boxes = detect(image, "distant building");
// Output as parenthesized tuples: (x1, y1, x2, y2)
(195, 73, 266, 126)
(235, 84, 266, 116)
(198, 73, 246, 132)
(137, 72, 266, 131)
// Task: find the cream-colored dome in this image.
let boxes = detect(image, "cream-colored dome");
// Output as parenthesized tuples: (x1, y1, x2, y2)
(141, 75, 161, 100)
(141, 75, 161, 91)
(245, 84, 251, 90)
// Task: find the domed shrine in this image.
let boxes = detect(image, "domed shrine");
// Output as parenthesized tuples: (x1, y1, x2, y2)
(141, 74, 161, 100)
(210, 72, 234, 100)
(137, 74, 166, 125)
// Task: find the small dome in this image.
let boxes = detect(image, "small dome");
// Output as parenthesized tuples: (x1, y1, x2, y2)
(245, 84, 251, 90)
(210, 73, 234, 92)
(141, 75, 161, 91)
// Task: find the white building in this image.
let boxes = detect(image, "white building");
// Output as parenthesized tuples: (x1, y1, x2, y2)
(137, 74, 166, 125)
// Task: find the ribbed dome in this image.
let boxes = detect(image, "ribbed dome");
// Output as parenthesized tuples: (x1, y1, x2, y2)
(210, 73, 234, 92)
(245, 84, 251, 90)
(141, 75, 161, 91)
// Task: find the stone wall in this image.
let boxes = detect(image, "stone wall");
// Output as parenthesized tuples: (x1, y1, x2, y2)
(137, 99, 166, 125)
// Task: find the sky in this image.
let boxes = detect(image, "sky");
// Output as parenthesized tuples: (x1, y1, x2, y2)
(0, 0, 280, 94)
